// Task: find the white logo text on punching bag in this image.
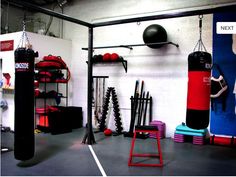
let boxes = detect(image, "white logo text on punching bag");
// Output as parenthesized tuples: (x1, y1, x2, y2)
(15, 62, 30, 72)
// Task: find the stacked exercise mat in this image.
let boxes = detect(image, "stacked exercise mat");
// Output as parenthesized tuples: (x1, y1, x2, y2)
(174, 123, 207, 145)
(149, 120, 165, 139)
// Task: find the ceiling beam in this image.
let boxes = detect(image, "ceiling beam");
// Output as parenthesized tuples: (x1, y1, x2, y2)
(93, 3, 236, 27)
(3, 0, 93, 28)
(4, 0, 236, 28)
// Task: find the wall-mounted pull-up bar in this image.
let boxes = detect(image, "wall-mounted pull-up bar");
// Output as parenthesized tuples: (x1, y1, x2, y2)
(82, 41, 179, 50)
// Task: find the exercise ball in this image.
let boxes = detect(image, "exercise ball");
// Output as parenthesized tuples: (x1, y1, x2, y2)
(97, 54, 103, 62)
(143, 24, 168, 49)
(103, 53, 111, 61)
(93, 54, 103, 62)
(92, 55, 98, 61)
(104, 129, 112, 136)
(111, 53, 119, 61)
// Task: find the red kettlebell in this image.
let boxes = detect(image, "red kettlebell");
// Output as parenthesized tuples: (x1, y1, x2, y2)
(104, 129, 112, 136)
(110, 53, 119, 61)
(103, 53, 111, 61)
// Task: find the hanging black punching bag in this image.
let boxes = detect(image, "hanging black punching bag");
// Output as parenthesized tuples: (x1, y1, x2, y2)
(14, 47, 38, 160)
(186, 51, 212, 129)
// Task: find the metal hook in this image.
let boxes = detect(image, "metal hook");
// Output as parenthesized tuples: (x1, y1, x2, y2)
(193, 15, 207, 52)
(17, 13, 30, 48)
(199, 14, 203, 29)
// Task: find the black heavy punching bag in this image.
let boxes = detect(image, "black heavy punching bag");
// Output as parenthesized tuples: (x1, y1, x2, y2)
(14, 47, 38, 160)
(186, 15, 212, 129)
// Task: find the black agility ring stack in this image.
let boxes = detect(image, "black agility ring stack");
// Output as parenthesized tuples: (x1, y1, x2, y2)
(99, 88, 112, 131)
(111, 88, 123, 134)
(99, 87, 123, 135)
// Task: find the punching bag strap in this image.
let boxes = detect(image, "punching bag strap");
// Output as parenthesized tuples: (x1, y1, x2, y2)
(211, 63, 228, 111)
(212, 63, 225, 77)
(193, 15, 207, 52)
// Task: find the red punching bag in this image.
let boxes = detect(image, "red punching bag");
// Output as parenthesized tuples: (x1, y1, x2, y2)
(186, 15, 212, 129)
(186, 51, 212, 129)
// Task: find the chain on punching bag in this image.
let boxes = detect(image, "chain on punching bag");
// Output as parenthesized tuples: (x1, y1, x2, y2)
(14, 20, 38, 160)
(186, 15, 212, 129)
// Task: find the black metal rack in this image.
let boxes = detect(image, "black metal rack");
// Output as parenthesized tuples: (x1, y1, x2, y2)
(87, 60, 128, 73)
(34, 68, 69, 132)
(4, 0, 236, 144)
(84, 42, 179, 73)
(130, 96, 153, 132)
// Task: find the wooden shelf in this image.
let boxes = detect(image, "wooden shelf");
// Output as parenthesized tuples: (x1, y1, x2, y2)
(2, 87, 14, 94)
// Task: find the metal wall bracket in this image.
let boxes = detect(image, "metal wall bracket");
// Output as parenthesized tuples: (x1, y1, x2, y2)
(82, 41, 179, 51)
(87, 60, 128, 73)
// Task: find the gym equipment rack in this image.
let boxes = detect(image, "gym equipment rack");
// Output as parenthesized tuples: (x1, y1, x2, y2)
(4, 0, 236, 144)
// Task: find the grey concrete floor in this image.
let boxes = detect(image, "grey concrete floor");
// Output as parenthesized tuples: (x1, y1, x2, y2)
(1, 128, 236, 176)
